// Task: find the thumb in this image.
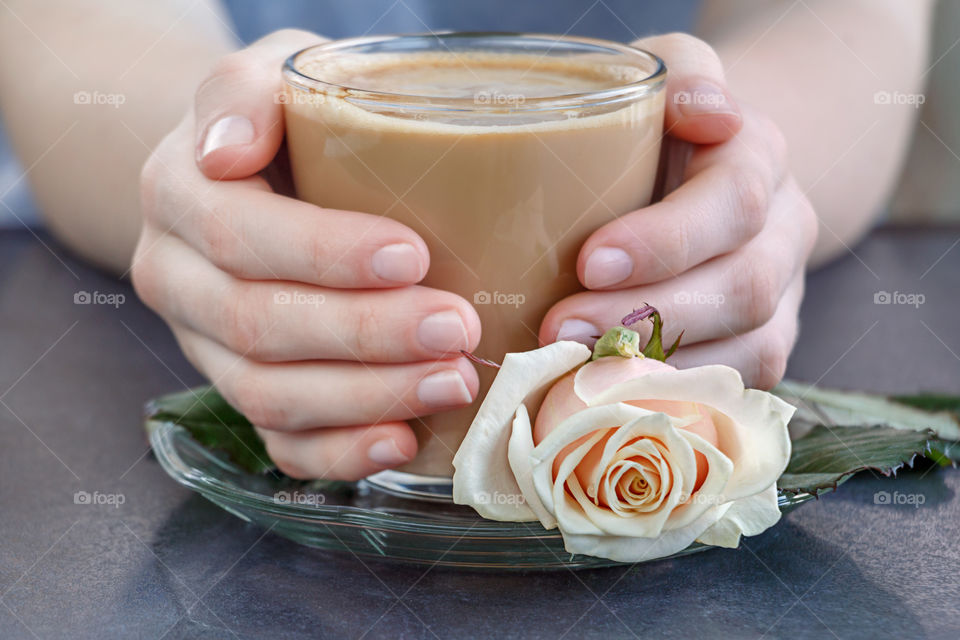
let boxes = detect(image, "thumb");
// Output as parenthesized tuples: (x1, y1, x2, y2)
(632, 33, 742, 145)
(194, 29, 327, 180)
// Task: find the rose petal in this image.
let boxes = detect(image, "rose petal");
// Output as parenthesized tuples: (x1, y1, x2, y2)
(592, 415, 697, 505)
(530, 403, 658, 533)
(560, 503, 732, 563)
(452, 341, 591, 521)
(695, 484, 781, 548)
(572, 356, 673, 404)
(588, 365, 793, 502)
(507, 404, 557, 529)
(666, 430, 734, 529)
(550, 430, 609, 535)
(539, 409, 697, 538)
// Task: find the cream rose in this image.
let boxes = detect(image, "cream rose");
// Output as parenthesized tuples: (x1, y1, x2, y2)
(452, 337, 795, 563)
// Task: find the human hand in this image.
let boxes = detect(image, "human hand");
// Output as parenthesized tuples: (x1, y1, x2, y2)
(132, 30, 481, 480)
(541, 34, 818, 389)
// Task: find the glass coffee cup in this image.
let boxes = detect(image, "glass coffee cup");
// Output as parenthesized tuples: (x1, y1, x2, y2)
(282, 33, 666, 489)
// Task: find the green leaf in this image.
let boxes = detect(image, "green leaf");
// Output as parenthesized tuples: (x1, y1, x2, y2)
(641, 310, 667, 361)
(925, 439, 960, 467)
(774, 380, 960, 441)
(893, 393, 960, 415)
(778, 425, 935, 495)
(145, 386, 274, 475)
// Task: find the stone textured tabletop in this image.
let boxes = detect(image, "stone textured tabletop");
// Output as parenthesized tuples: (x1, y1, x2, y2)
(1, 226, 958, 639)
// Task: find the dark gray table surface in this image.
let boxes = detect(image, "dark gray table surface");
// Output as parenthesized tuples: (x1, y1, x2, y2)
(1, 226, 959, 639)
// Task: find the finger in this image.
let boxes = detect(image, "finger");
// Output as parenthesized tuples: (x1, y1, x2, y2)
(632, 33, 741, 144)
(133, 235, 480, 362)
(142, 118, 431, 288)
(543, 178, 815, 346)
(194, 29, 327, 179)
(159, 178, 430, 287)
(668, 273, 804, 389)
(174, 326, 478, 431)
(257, 423, 417, 481)
(579, 110, 787, 288)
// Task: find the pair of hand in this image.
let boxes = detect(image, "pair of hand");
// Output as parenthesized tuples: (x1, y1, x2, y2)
(132, 29, 817, 481)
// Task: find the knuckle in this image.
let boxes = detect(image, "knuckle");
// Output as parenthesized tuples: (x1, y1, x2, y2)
(198, 207, 244, 273)
(231, 366, 288, 431)
(659, 216, 692, 274)
(138, 152, 172, 223)
(347, 301, 388, 361)
(130, 250, 161, 310)
(220, 285, 270, 357)
(733, 258, 780, 330)
(751, 333, 789, 390)
(729, 167, 770, 237)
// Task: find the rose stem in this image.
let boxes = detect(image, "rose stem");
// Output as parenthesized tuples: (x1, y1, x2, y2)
(460, 350, 501, 369)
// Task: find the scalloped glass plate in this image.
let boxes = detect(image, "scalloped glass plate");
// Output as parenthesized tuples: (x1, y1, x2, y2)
(149, 419, 816, 570)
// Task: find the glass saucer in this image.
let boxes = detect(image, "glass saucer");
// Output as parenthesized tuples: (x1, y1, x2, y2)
(148, 419, 815, 570)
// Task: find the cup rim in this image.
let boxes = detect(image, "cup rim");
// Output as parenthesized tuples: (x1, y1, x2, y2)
(281, 32, 666, 113)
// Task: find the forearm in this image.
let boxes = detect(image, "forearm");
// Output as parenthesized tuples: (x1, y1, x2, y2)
(0, 0, 235, 273)
(699, 0, 934, 266)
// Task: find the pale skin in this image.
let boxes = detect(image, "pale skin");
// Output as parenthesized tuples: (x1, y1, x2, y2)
(0, 1, 934, 479)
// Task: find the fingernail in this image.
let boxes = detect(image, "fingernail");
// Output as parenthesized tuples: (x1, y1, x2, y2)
(417, 310, 468, 353)
(371, 243, 424, 282)
(675, 81, 740, 117)
(417, 370, 472, 408)
(367, 438, 411, 466)
(584, 247, 633, 288)
(556, 318, 601, 345)
(201, 115, 255, 159)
